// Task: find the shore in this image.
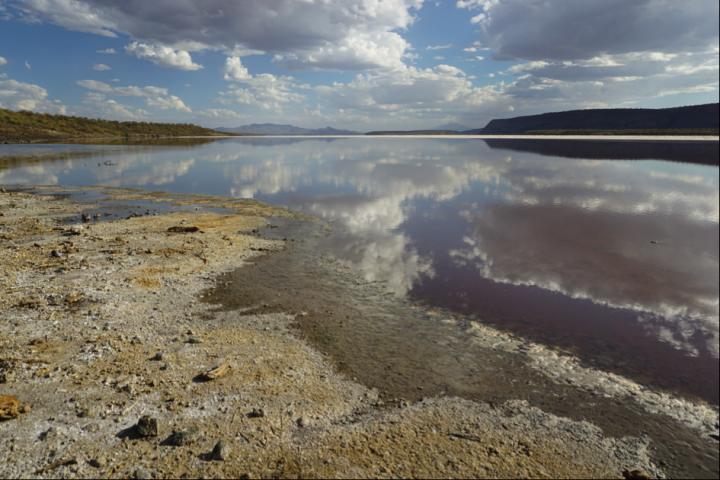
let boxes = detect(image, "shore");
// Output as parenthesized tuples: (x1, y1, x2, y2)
(0, 186, 701, 478)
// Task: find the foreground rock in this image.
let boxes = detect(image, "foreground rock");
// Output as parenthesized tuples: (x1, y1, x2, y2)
(0, 187, 664, 478)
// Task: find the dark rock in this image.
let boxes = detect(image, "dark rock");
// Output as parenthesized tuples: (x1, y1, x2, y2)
(88, 457, 106, 468)
(81, 214, 91, 223)
(622, 469, 652, 480)
(167, 226, 200, 233)
(247, 408, 265, 418)
(162, 426, 200, 446)
(50, 250, 63, 258)
(135, 415, 158, 437)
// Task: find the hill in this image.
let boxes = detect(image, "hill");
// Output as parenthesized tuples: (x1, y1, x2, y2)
(0, 108, 226, 143)
(218, 123, 357, 135)
(470, 103, 719, 134)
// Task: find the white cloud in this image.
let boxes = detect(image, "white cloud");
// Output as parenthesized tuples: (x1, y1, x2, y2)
(76, 79, 191, 112)
(92, 63, 111, 71)
(96, 48, 116, 54)
(273, 31, 409, 70)
(13, 0, 423, 70)
(0, 56, 6, 66)
(125, 42, 202, 71)
(81, 92, 147, 119)
(0, 76, 66, 113)
(24, 61, 31, 69)
(427, 44, 453, 50)
(223, 56, 251, 81)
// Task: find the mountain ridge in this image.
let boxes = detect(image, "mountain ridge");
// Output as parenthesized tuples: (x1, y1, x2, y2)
(217, 123, 358, 135)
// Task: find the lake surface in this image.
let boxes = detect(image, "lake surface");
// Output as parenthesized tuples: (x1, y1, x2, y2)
(1, 137, 718, 404)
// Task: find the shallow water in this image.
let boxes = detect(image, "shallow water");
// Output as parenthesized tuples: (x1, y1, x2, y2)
(1, 137, 718, 404)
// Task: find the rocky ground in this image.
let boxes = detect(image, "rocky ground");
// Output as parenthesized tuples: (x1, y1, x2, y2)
(0, 187, 667, 478)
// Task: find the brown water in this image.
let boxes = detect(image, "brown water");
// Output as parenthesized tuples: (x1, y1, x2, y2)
(1, 137, 718, 405)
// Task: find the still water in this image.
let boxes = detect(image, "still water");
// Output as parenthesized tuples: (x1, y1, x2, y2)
(1, 137, 718, 403)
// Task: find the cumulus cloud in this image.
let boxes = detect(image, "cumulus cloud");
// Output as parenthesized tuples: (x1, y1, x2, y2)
(76, 79, 191, 112)
(92, 63, 110, 71)
(0, 56, 6, 66)
(11, 0, 423, 70)
(0, 76, 66, 113)
(221, 56, 303, 110)
(223, 56, 251, 81)
(81, 92, 147, 119)
(125, 42, 202, 71)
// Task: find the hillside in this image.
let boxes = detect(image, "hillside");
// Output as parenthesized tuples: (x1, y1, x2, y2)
(218, 123, 357, 135)
(0, 108, 226, 143)
(471, 103, 719, 134)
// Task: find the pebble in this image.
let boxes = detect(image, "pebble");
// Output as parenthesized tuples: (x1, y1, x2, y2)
(164, 426, 200, 446)
(133, 467, 153, 479)
(248, 408, 265, 418)
(209, 440, 230, 461)
(134, 415, 158, 437)
(88, 457, 106, 468)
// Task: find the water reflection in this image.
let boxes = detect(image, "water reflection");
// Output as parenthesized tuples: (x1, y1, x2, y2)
(1, 137, 718, 400)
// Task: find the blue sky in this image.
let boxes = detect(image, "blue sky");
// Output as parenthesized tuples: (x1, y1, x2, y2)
(0, 0, 718, 130)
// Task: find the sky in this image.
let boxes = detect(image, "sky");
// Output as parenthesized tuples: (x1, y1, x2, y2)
(0, 0, 718, 130)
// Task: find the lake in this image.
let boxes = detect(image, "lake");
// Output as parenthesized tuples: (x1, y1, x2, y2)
(1, 137, 718, 404)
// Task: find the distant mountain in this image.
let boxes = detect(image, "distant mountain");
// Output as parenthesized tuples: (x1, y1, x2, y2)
(433, 122, 470, 131)
(217, 123, 358, 135)
(468, 103, 719, 134)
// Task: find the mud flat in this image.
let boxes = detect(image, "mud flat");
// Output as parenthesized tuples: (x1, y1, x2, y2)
(0, 186, 712, 478)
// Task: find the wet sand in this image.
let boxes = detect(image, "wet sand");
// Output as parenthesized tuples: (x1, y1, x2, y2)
(0, 186, 717, 478)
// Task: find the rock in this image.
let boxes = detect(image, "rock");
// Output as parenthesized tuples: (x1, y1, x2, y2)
(209, 440, 230, 461)
(134, 415, 158, 437)
(133, 467, 153, 479)
(50, 249, 63, 258)
(167, 226, 200, 233)
(200, 363, 231, 381)
(296, 417, 310, 428)
(163, 426, 200, 446)
(186, 336, 203, 344)
(81, 213, 91, 223)
(247, 408, 265, 418)
(88, 457, 106, 468)
(622, 469, 652, 480)
(150, 352, 164, 361)
(0, 395, 22, 420)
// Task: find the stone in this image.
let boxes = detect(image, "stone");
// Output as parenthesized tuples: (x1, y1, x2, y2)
(0, 395, 22, 420)
(88, 457, 106, 468)
(209, 440, 230, 461)
(248, 408, 265, 418)
(133, 467, 153, 479)
(622, 469, 652, 480)
(296, 417, 310, 428)
(134, 415, 158, 437)
(200, 363, 231, 381)
(150, 352, 164, 361)
(167, 226, 200, 233)
(164, 426, 200, 446)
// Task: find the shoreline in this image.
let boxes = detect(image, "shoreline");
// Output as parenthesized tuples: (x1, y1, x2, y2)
(0, 187, 716, 478)
(1, 133, 718, 146)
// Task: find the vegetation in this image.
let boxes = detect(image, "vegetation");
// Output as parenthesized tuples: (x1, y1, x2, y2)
(0, 108, 226, 143)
